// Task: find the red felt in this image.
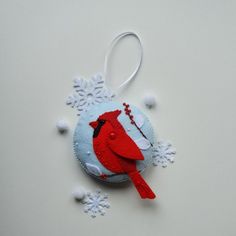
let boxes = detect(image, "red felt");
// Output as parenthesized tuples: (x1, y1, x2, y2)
(129, 171, 156, 199)
(91, 110, 156, 199)
(107, 131, 144, 160)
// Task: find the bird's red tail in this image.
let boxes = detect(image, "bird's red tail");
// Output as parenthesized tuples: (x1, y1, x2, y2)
(128, 172, 156, 199)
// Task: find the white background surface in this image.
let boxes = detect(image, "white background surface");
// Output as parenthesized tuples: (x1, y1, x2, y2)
(1, 0, 236, 235)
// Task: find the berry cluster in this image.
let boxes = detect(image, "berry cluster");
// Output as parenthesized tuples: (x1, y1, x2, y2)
(123, 103, 135, 124)
(123, 102, 151, 146)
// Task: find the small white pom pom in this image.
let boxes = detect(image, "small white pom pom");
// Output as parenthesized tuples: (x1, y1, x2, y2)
(56, 119, 69, 133)
(72, 187, 86, 201)
(143, 94, 157, 109)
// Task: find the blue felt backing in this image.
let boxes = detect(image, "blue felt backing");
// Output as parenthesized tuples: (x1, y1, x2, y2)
(73, 101, 157, 183)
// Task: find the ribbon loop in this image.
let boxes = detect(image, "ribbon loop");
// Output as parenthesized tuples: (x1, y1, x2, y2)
(104, 32, 143, 93)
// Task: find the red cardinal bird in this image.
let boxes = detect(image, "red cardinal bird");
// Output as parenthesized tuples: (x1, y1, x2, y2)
(89, 109, 156, 199)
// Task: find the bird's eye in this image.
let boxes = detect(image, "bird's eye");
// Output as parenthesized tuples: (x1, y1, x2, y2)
(98, 119, 106, 124)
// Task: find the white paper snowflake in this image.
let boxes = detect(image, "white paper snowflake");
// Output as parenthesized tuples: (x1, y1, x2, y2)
(66, 74, 114, 115)
(152, 141, 176, 167)
(82, 190, 110, 218)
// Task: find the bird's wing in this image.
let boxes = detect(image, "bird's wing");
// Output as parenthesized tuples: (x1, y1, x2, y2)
(107, 132, 144, 160)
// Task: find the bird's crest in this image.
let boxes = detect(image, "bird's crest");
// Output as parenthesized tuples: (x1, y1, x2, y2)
(98, 110, 121, 122)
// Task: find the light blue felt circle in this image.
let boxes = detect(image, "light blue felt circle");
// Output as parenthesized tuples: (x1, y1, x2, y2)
(73, 101, 157, 183)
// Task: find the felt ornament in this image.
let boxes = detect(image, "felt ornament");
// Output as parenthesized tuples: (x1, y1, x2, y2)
(67, 32, 176, 199)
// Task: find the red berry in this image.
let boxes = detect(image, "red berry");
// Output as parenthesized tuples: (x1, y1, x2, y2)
(100, 174, 107, 180)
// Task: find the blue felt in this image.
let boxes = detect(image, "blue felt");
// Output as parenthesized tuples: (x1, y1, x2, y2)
(73, 101, 157, 183)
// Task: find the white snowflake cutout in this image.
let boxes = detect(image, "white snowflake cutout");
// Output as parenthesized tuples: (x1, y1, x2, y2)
(152, 141, 176, 167)
(82, 190, 110, 218)
(66, 74, 115, 115)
